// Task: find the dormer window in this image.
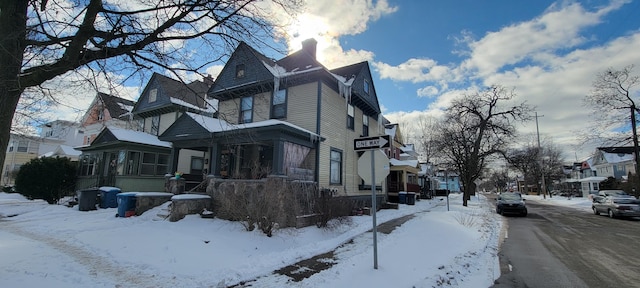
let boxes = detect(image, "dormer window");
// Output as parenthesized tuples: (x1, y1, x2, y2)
(364, 79, 370, 94)
(149, 88, 157, 103)
(236, 64, 246, 78)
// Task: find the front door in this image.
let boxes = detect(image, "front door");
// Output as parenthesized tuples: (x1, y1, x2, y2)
(100, 152, 118, 187)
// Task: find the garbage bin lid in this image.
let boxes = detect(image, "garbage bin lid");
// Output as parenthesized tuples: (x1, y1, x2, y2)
(99, 186, 121, 192)
(117, 192, 139, 197)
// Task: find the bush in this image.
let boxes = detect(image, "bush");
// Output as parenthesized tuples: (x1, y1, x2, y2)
(315, 189, 354, 228)
(15, 156, 77, 204)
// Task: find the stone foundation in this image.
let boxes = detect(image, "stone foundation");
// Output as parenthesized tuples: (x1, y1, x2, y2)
(135, 192, 173, 215)
(169, 194, 212, 222)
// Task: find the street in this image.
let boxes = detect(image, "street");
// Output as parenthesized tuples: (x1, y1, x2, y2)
(491, 196, 640, 288)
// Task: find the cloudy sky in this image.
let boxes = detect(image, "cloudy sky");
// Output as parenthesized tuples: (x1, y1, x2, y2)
(283, 0, 640, 161)
(42, 0, 640, 161)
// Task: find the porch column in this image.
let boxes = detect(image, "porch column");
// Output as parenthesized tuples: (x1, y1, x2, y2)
(208, 144, 221, 176)
(169, 147, 180, 175)
(272, 139, 285, 175)
(403, 170, 408, 191)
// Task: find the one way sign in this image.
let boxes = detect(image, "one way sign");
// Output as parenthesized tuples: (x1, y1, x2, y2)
(354, 135, 391, 151)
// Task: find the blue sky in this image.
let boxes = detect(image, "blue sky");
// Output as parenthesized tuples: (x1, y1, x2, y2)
(280, 0, 640, 161)
(44, 0, 640, 162)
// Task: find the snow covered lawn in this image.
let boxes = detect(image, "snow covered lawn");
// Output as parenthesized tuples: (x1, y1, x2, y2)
(0, 192, 558, 287)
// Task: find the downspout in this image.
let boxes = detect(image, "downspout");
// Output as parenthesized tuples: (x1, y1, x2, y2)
(315, 81, 322, 185)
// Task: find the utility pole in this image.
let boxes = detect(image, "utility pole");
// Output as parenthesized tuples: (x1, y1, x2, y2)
(535, 112, 547, 199)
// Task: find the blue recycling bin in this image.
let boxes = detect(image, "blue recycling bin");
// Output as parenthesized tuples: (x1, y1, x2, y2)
(398, 192, 407, 204)
(99, 186, 120, 208)
(117, 192, 137, 217)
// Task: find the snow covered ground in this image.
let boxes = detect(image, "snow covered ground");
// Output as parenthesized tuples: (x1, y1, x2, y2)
(0, 191, 593, 288)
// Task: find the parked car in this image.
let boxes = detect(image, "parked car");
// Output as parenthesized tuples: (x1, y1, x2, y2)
(592, 197, 640, 218)
(496, 192, 527, 216)
(592, 189, 635, 203)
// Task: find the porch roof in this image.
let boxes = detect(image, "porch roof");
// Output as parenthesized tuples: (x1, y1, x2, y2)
(390, 158, 420, 174)
(186, 112, 322, 139)
(578, 176, 607, 182)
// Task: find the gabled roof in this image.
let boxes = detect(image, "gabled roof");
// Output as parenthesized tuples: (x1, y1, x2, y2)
(133, 73, 214, 116)
(593, 147, 636, 165)
(208, 39, 381, 115)
(80, 126, 171, 150)
(40, 145, 82, 161)
(98, 92, 135, 119)
(597, 147, 636, 154)
(79, 93, 135, 125)
(154, 73, 210, 109)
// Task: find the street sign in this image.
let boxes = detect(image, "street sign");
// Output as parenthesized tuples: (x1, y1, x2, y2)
(357, 150, 390, 184)
(354, 135, 390, 151)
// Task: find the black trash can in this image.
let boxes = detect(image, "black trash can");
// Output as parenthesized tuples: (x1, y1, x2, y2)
(398, 192, 407, 204)
(77, 189, 99, 211)
(407, 192, 416, 205)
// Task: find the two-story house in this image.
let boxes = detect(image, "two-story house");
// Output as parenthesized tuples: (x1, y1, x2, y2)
(384, 123, 420, 202)
(79, 92, 137, 145)
(159, 39, 386, 203)
(76, 73, 214, 191)
(591, 147, 636, 179)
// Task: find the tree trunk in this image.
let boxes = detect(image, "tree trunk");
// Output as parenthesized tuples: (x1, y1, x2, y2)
(0, 0, 28, 179)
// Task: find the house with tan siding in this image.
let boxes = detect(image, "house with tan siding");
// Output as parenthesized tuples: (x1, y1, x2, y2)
(159, 39, 387, 203)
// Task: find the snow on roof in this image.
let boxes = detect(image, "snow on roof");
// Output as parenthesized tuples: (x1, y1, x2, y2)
(170, 97, 216, 113)
(602, 152, 635, 164)
(108, 127, 171, 148)
(579, 176, 607, 182)
(186, 113, 321, 138)
(390, 158, 419, 168)
(58, 145, 81, 156)
(418, 163, 430, 176)
(385, 126, 397, 137)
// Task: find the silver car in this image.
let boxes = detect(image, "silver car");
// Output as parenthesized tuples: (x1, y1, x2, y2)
(592, 197, 640, 218)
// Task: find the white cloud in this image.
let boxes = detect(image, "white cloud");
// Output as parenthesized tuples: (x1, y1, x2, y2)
(417, 86, 439, 97)
(277, 0, 397, 68)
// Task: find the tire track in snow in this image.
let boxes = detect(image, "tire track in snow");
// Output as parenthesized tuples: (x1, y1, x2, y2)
(1, 222, 179, 288)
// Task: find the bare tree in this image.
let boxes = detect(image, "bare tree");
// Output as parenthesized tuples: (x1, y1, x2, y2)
(507, 139, 564, 196)
(584, 65, 640, 185)
(435, 85, 532, 206)
(415, 114, 441, 163)
(0, 0, 301, 179)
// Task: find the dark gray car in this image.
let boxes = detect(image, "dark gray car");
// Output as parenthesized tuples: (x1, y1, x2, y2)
(496, 193, 527, 216)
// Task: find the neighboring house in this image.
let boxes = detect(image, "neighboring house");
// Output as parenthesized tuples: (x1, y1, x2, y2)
(79, 92, 137, 145)
(38, 120, 85, 161)
(2, 134, 40, 186)
(76, 73, 214, 191)
(434, 169, 462, 192)
(384, 123, 420, 201)
(591, 147, 636, 179)
(3, 119, 85, 186)
(159, 39, 386, 203)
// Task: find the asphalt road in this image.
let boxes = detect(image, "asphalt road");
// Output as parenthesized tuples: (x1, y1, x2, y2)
(491, 196, 640, 288)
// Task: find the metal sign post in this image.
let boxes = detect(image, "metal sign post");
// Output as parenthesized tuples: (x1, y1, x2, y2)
(370, 150, 378, 269)
(355, 136, 390, 270)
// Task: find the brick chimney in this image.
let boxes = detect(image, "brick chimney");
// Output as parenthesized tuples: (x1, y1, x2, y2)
(301, 38, 317, 59)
